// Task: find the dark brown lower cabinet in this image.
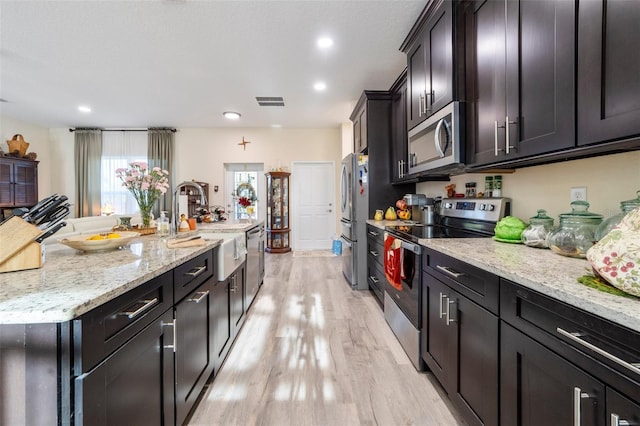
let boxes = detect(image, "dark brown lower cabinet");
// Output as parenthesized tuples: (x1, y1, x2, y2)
(501, 321, 604, 425)
(422, 272, 499, 426)
(175, 280, 215, 426)
(230, 264, 246, 335)
(212, 277, 231, 374)
(74, 309, 175, 426)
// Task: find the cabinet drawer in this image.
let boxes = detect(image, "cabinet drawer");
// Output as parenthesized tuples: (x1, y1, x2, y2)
(367, 233, 384, 269)
(501, 280, 640, 402)
(425, 248, 499, 314)
(74, 270, 173, 373)
(366, 261, 385, 306)
(174, 249, 214, 302)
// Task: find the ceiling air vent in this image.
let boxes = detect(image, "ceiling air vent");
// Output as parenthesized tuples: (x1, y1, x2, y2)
(256, 97, 285, 107)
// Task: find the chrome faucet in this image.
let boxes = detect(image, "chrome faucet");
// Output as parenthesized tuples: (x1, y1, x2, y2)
(173, 181, 208, 231)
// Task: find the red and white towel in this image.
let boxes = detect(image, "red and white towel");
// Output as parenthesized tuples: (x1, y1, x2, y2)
(384, 233, 403, 291)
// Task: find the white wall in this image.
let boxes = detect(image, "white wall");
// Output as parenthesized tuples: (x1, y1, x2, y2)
(415, 151, 640, 222)
(0, 115, 52, 198)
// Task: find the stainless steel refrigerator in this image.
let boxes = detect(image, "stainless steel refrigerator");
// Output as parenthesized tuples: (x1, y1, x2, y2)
(341, 153, 414, 290)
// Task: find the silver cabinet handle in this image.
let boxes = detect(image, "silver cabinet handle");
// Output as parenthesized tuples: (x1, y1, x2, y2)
(573, 387, 590, 426)
(188, 290, 209, 304)
(367, 230, 379, 237)
(436, 265, 463, 278)
(369, 250, 379, 257)
(370, 276, 379, 284)
(439, 292, 446, 319)
(185, 265, 207, 277)
(505, 116, 517, 154)
(121, 298, 159, 319)
(610, 413, 631, 426)
(419, 93, 425, 117)
(494, 120, 500, 156)
(162, 319, 176, 351)
(446, 298, 456, 326)
(557, 328, 640, 376)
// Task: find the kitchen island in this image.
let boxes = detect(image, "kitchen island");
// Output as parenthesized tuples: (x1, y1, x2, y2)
(0, 234, 225, 425)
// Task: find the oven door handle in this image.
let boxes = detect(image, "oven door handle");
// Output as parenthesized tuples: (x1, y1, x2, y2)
(400, 240, 422, 255)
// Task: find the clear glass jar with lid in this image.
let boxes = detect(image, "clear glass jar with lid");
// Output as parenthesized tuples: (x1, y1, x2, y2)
(521, 209, 554, 248)
(547, 201, 603, 258)
(594, 190, 640, 241)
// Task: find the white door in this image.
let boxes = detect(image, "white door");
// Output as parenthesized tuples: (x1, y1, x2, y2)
(292, 161, 336, 250)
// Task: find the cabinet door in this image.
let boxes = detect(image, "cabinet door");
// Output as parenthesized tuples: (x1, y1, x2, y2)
(391, 77, 409, 183)
(467, 0, 575, 167)
(175, 280, 214, 426)
(407, 36, 428, 130)
(450, 290, 499, 426)
(75, 310, 175, 426)
(407, 0, 453, 131)
(0, 159, 14, 207)
(578, 0, 640, 145)
(212, 278, 231, 373)
(427, 0, 453, 116)
(466, 0, 507, 166)
(421, 275, 451, 387)
(505, 0, 575, 157)
(230, 265, 246, 334)
(607, 388, 640, 426)
(501, 322, 605, 426)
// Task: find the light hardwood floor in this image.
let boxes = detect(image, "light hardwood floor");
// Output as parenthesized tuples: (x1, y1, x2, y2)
(188, 251, 466, 426)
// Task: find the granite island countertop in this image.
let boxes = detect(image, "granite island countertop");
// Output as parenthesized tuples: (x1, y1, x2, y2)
(0, 236, 221, 325)
(197, 219, 263, 233)
(367, 220, 640, 333)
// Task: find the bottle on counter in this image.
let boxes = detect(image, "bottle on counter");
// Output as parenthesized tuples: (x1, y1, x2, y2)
(492, 175, 502, 197)
(178, 214, 190, 232)
(484, 176, 493, 197)
(157, 211, 170, 237)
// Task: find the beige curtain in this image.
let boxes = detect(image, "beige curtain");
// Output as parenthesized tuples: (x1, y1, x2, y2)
(74, 129, 103, 217)
(148, 129, 174, 218)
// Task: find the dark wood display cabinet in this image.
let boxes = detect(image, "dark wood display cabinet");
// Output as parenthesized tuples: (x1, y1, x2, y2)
(0, 157, 38, 218)
(265, 171, 291, 253)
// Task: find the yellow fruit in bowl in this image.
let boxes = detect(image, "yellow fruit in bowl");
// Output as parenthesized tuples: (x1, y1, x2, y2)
(87, 234, 105, 240)
(106, 233, 121, 239)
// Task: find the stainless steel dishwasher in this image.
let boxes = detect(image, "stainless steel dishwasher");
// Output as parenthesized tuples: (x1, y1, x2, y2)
(245, 223, 265, 308)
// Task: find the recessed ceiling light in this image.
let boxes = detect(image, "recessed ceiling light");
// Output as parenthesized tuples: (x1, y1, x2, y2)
(78, 105, 91, 113)
(223, 111, 241, 120)
(271, 124, 282, 128)
(313, 82, 327, 92)
(317, 37, 333, 49)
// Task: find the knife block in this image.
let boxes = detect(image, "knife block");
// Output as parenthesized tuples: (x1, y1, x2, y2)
(0, 216, 44, 273)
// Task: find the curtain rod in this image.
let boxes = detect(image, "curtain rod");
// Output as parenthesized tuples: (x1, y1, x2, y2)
(68, 127, 176, 133)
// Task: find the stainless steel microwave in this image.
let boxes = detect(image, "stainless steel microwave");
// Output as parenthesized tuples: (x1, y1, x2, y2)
(408, 101, 464, 175)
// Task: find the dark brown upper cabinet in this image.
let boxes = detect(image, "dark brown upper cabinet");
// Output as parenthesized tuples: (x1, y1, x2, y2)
(402, 0, 455, 131)
(465, 0, 575, 169)
(390, 70, 410, 183)
(578, 0, 640, 146)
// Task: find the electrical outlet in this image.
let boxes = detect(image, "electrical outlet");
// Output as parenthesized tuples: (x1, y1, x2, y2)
(570, 187, 587, 202)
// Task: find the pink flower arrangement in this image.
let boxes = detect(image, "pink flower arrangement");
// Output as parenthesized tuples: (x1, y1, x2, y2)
(115, 162, 170, 225)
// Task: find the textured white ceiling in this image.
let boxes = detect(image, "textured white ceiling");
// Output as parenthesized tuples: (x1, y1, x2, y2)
(0, 0, 426, 129)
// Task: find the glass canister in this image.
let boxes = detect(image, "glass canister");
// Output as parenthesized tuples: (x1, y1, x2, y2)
(521, 209, 554, 248)
(547, 201, 603, 258)
(594, 190, 640, 241)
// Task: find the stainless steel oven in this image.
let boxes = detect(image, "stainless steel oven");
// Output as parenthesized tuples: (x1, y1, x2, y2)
(383, 197, 511, 371)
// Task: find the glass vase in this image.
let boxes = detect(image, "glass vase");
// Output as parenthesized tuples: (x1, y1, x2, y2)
(139, 205, 153, 228)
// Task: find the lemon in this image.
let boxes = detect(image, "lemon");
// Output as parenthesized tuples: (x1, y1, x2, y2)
(87, 235, 105, 240)
(106, 233, 121, 239)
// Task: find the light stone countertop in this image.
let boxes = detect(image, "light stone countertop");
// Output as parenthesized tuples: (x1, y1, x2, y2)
(0, 236, 221, 325)
(366, 220, 640, 333)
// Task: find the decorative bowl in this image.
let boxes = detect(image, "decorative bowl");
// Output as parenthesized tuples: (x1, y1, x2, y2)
(58, 231, 139, 252)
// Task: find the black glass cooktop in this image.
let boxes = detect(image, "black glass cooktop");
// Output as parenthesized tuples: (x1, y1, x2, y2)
(385, 223, 494, 243)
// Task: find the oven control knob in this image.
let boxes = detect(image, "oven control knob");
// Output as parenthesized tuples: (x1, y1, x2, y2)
(444, 202, 453, 209)
(487, 204, 495, 211)
(479, 204, 485, 211)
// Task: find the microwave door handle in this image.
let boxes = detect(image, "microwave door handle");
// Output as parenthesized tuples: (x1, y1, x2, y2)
(434, 118, 450, 158)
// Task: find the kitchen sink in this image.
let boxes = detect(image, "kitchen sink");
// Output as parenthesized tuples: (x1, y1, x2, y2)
(199, 232, 246, 281)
